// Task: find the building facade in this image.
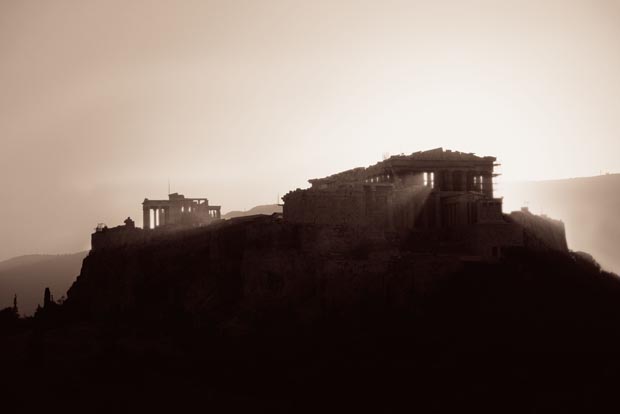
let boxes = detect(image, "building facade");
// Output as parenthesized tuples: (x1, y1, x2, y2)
(142, 193, 221, 229)
(283, 148, 504, 231)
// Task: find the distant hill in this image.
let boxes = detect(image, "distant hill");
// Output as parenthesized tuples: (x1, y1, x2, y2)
(0, 252, 87, 316)
(504, 174, 620, 274)
(222, 204, 282, 220)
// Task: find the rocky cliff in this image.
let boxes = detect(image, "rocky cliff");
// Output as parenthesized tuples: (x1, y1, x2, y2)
(66, 215, 463, 328)
(66, 209, 576, 331)
(5, 214, 620, 412)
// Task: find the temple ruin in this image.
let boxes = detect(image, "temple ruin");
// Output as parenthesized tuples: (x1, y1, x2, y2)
(283, 148, 502, 230)
(282, 148, 529, 258)
(91, 192, 222, 251)
(142, 193, 221, 229)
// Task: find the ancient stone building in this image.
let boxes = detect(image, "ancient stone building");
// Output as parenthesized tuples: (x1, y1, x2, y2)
(283, 148, 503, 231)
(92, 193, 222, 251)
(142, 192, 221, 229)
(281, 148, 533, 258)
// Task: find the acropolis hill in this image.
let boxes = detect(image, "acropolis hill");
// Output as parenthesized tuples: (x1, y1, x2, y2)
(13, 149, 618, 413)
(69, 148, 572, 321)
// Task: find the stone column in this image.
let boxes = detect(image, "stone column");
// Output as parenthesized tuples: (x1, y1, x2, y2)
(413, 172, 424, 186)
(452, 170, 462, 191)
(433, 171, 441, 190)
(444, 170, 453, 191)
(482, 173, 493, 197)
(159, 208, 166, 226)
(143, 205, 150, 230)
(469, 171, 478, 191)
(452, 170, 467, 191)
(434, 192, 442, 227)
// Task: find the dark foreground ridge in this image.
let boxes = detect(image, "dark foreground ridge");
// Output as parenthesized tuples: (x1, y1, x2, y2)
(1, 214, 620, 412)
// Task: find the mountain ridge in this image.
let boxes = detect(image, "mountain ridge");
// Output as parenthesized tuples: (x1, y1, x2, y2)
(0, 251, 87, 315)
(222, 204, 282, 219)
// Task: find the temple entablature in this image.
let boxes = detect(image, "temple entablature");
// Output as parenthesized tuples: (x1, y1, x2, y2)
(308, 148, 496, 198)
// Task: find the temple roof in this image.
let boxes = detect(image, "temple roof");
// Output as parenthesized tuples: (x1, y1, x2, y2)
(388, 147, 492, 162)
(309, 148, 496, 185)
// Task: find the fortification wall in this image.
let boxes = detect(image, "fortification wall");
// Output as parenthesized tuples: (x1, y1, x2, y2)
(466, 222, 525, 257)
(283, 185, 393, 230)
(91, 226, 148, 251)
(509, 210, 569, 252)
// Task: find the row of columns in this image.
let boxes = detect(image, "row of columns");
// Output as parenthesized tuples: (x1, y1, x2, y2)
(208, 207, 222, 219)
(142, 205, 222, 229)
(426, 170, 494, 196)
(142, 206, 169, 229)
(365, 170, 494, 196)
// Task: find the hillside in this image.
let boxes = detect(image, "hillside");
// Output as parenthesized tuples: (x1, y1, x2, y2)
(2, 215, 619, 411)
(0, 252, 87, 315)
(222, 204, 282, 219)
(504, 174, 620, 273)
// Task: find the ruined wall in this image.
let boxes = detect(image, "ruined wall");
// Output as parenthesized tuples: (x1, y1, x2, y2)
(391, 186, 433, 230)
(440, 193, 486, 227)
(466, 222, 525, 257)
(283, 184, 393, 230)
(509, 210, 569, 252)
(91, 226, 148, 251)
(91, 221, 221, 252)
(284, 184, 438, 232)
(284, 184, 505, 233)
(477, 199, 504, 222)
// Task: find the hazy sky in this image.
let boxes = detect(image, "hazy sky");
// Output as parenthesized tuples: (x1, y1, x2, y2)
(1, 0, 620, 260)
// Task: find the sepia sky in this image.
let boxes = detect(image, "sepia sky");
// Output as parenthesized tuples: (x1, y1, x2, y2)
(1, 0, 620, 260)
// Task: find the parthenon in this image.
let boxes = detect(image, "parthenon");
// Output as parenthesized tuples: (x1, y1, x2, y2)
(142, 192, 221, 229)
(283, 148, 503, 231)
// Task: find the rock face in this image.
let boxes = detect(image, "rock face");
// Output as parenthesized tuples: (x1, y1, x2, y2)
(66, 210, 571, 329)
(510, 208, 569, 252)
(9, 213, 620, 412)
(66, 215, 459, 327)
